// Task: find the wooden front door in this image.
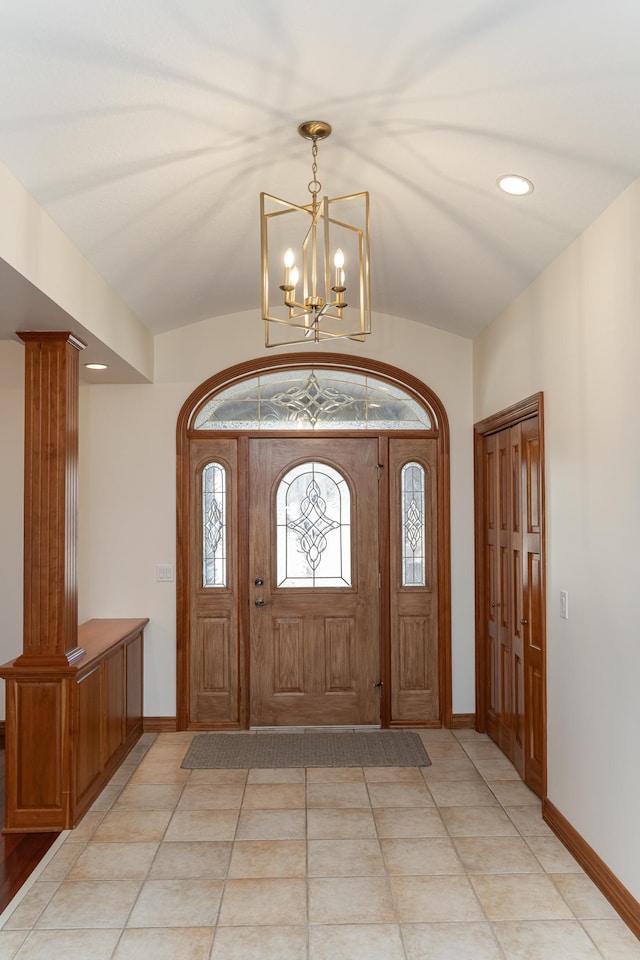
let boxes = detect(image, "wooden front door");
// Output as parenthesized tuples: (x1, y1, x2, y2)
(248, 437, 381, 726)
(475, 397, 546, 797)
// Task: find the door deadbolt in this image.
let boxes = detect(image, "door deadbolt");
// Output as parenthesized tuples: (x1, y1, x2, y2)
(254, 578, 264, 586)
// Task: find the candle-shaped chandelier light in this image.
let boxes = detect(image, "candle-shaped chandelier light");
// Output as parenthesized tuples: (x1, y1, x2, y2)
(260, 121, 371, 347)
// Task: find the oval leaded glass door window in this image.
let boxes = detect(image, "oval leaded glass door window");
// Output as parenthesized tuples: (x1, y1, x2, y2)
(277, 461, 351, 587)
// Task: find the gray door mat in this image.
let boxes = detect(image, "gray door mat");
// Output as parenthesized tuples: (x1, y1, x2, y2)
(181, 731, 431, 769)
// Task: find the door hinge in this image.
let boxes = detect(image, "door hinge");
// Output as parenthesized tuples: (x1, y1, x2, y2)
(378, 571, 382, 589)
(377, 463, 384, 480)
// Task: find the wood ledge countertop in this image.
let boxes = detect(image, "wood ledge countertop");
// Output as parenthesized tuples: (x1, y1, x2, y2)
(0, 618, 149, 675)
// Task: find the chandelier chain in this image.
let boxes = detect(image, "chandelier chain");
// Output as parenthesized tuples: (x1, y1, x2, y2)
(308, 137, 322, 204)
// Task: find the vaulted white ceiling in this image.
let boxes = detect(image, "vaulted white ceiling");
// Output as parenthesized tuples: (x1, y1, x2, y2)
(2, 0, 640, 341)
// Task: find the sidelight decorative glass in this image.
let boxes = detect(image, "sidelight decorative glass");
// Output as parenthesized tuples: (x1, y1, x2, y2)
(401, 462, 426, 587)
(194, 369, 432, 430)
(202, 462, 227, 587)
(277, 462, 351, 588)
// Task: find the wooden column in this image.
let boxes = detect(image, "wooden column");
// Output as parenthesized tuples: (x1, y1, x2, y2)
(16, 332, 86, 667)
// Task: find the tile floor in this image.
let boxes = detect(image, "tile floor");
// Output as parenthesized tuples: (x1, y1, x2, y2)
(0, 728, 638, 959)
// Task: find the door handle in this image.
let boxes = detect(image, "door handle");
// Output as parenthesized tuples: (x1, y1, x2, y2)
(520, 618, 528, 625)
(254, 598, 272, 607)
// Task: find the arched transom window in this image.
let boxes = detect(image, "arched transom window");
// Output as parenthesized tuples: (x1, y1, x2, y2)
(194, 369, 432, 430)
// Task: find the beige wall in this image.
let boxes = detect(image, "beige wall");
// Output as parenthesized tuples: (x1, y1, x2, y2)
(76, 310, 476, 718)
(474, 177, 640, 898)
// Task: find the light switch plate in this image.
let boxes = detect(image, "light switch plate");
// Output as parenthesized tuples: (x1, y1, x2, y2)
(560, 590, 569, 619)
(156, 564, 175, 582)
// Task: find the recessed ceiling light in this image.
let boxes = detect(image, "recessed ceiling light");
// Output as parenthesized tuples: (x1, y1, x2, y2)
(84, 362, 108, 370)
(497, 174, 534, 196)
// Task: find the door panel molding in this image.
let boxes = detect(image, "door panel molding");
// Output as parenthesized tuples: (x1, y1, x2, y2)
(177, 353, 452, 730)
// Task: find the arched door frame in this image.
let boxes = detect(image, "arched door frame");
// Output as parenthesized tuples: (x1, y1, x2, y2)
(176, 352, 452, 729)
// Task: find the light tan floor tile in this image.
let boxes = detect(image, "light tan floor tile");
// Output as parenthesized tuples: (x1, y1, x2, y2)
(309, 876, 395, 923)
(422, 759, 483, 782)
(113, 783, 184, 811)
(493, 919, 602, 958)
(228, 840, 306, 878)
(113, 926, 214, 960)
(14, 929, 121, 960)
(146, 736, 193, 753)
(402, 921, 503, 960)
(381, 837, 464, 875)
(90, 784, 123, 812)
(373, 806, 447, 838)
(164, 809, 238, 842)
(188, 769, 248, 785)
(309, 922, 405, 960)
(211, 925, 307, 959)
(36, 843, 84, 882)
(367, 781, 434, 807)
(3, 884, 60, 930)
(235, 809, 305, 840)
(472, 758, 521, 780)
(129, 762, 190, 785)
(241, 783, 306, 809)
(391, 875, 484, 922)
(460, 741, 505, 760)
(177, 783, 245, 810)
(582, 919, 640, 959)
(246, 768, 305, 783)
(363, 766, 424, 781)
(552, 873, 619, 918)
(107, 763, 137, 786)
(306, 782, 371, 808)
(307, 808, 376, 839)
(471, 874, 573, 920)
(439, 805, 519, 837)
(453, 730, 490, 742)
(429, 780, 498, 807)
(65, 811, 105, 842)
(126, 735, 156, 760)
(417, 728, 456, 742)
(219, 879, 307, 925)
(487, 780, 540, 805)
(504, 805, 552, 837)
(0, 931, 27, 959)
(67, 842, 158, 880)
(35, 880, 141, 929)
(525, 836, 584, 874)
(92, 810, 172, 842)
(149, 840, 231, 878)
(423, 741, 468, 759)
(454, 837, 542, 874)
(305, 767, 364, 782)
(127, 878, 223, 927)
(307, 838, 385, 877)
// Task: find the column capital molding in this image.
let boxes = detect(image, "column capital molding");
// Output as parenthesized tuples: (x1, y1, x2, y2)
(17, 331, 87, 351)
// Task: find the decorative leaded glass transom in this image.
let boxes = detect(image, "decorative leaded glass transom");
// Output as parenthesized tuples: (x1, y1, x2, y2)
(401, 462, 426, 587)
(194, 369, 432, 431)
(202, 462, 227, 587)
(277, 462, 351, 588)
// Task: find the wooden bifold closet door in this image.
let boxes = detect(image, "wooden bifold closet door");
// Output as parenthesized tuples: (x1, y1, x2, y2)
(476, 402, 545, 797)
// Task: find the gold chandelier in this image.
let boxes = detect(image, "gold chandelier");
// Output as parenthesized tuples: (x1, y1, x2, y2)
(260, 121, 371, 347)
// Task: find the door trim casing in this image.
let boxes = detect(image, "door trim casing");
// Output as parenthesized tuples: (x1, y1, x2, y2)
(473, 391, 547, 798)
(176, 352, 452, 730)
